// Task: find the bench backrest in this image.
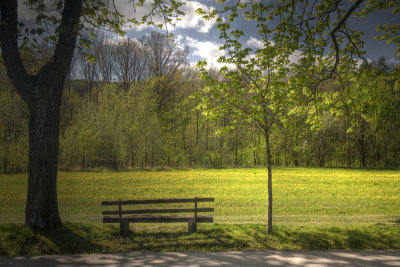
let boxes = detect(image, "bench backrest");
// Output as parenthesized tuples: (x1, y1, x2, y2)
(101, 197, 214, 217)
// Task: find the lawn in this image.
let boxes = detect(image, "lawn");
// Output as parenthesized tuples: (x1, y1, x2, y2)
(1, 167, 399, 225)
(0, 167, 399, 255)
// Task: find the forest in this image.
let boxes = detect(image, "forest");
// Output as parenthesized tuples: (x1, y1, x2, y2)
(1, 30, 399, 173)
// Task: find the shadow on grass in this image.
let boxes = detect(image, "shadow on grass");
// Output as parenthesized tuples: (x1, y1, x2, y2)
(0, 223, 399, 257)
(116, 225, 251, 252)
(40, 222, 103, 254)
(0, 223, 103, 256)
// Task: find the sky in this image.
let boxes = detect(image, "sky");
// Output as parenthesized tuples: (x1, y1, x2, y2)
(16, 0, 399, 68)
(118, 0, 399, 68)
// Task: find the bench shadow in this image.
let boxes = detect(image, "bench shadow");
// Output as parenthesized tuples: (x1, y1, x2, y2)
(117, 226, 250, 251)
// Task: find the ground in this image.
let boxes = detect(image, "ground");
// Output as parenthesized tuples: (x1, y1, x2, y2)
(0, 167, 399, 255)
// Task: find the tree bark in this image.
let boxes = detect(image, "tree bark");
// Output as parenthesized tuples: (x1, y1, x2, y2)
(25, 83, 63, 230)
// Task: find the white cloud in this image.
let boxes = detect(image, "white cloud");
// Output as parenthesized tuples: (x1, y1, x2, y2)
(186, 37, 223, 59)
(174, 1, 217, 33)
(113, 1, 217, 33)
(289, 50, 302, 65)
(246, 37, 264, 49)
(184, 36, 227, 68)
(111, 1, 163, 31)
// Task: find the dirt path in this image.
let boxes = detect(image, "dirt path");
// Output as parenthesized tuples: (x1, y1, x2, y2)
(1, 250, 400, 266)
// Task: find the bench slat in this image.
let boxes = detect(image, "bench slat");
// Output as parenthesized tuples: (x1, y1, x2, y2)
(101, 197, 214, 206)
(102, 207, 214, 215)
(103, 215, 213, 223)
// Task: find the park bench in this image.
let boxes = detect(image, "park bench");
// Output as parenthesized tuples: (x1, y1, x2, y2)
(101, 197, 214, 236)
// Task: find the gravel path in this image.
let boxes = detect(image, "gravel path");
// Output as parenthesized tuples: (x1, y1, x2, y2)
(1, 250, 400, 266)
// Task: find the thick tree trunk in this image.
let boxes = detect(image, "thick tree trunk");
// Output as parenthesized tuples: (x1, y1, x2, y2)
(265, 129, 272, 234)
(0, 0, 82, 230)
(25, 84, 62, 230)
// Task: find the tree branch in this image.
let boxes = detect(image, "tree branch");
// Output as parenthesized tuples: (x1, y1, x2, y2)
(329, 0, 364, 75)
(0, 0, 31, 103)
(38, 0, 83, 84)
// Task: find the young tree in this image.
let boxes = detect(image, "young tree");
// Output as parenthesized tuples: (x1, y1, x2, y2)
(0, 0, 185, 230)
(197, 22, 293, 234)
(196, 0, 399, 233)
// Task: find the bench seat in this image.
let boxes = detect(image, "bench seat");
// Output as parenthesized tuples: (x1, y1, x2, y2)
(103, 214, 213, 223)
(101, 197, 214, 235)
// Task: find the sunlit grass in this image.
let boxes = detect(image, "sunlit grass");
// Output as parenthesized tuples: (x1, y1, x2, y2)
(1, 167, 400, 255)
(1, 167, 399, 225)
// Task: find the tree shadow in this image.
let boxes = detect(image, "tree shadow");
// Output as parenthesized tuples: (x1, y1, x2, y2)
(1, 222, 399, 258)
(38, 222, 104, 254)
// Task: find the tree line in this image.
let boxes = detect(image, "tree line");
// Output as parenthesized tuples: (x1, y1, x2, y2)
(1, 32, 399, 173)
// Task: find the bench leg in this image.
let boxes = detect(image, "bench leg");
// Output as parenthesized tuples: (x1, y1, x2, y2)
(188, 219, 196, 233)
(120, 221, 130, 236)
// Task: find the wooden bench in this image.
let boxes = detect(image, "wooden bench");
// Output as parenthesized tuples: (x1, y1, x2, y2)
(101, 197, 214, 236)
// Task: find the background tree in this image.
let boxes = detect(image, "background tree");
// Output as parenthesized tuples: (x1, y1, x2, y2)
(112, 38, 146, 90)
(141, 31, 189, 78)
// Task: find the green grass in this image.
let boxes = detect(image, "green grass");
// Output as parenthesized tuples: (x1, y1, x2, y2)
(0, 167, 399, 255)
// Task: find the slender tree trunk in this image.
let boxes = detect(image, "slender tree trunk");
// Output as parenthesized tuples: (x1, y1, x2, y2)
(235, 132, 238, 167)
(25, 83, 62, 230)
(347, 139, 351, 167)
(265, 128, 272, 234)
(196, 111, 199, 146)
(284, 131, 288, 167)
(3, 146, 8, 174)
(82, 155, 85, 171)
(131, 144, 135, 169)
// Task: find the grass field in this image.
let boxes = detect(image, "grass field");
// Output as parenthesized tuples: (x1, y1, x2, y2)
(0, 167, 399, 255)
(1, 167, 399, 225)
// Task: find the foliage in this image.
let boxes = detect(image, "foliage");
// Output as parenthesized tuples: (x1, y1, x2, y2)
(0, 90, 28, 173)
(0, 61, 399, 172)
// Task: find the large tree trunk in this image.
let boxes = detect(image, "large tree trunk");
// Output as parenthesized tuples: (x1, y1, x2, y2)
(0, 0, 82, 230)
(25, 84, 63, 230)
(265, 128, 272, 234)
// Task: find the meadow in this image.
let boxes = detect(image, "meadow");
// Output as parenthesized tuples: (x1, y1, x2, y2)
(0, 167, 399, 255)
(1, 167, 399, 225)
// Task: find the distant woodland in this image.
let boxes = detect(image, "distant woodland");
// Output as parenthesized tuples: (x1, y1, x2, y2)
(1, 31, 400, 173)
